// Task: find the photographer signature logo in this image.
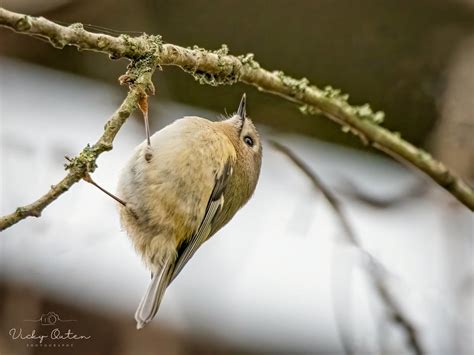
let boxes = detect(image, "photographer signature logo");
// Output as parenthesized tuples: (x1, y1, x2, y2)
(8, 312, 91, 349)
(25, 312, 76, 326)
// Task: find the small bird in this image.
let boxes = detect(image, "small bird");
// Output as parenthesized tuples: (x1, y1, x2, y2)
(116, 94, 262, 329)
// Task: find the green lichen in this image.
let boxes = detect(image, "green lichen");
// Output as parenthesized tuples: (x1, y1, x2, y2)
(115, 33, 162, 61)
(238, 53, 261, 69)
(319, 85, 385, 125)
(297, 83, 386, 127)
(190, 45, 206, 52)
(341, 125, 351, 133)
(321, 85, 349, 101)
(146, 34, 163, 56)
(274, 70, 310, 100)
(97, 36, 108, 50)
(68, 23, 84, 31)
(349, 104, 385, 125)
(191, 69, 239, 86)
(185, 44, 240, 86)
(119, 34, 135, 51)
(417, 150, 432, 162)
(299, 104, 321, 116)
(214, 44, 229, 55)
(118, 34, 162, 92)
(64, 144, 98, 173)
(15, 16, 32, 32)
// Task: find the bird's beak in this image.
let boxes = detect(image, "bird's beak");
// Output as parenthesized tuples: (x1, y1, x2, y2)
(237, 93, 246, 120)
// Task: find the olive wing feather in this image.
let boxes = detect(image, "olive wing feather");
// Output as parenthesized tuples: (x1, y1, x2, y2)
(169, 161, 233, 283)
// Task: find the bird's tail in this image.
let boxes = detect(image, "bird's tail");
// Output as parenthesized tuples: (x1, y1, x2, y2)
(135, 258, 173, 329)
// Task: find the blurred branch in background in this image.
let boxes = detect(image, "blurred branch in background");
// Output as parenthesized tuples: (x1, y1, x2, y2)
(0, 5, 473, 232)
(335, 178, 429, 209)
(269, 140, 424, 355)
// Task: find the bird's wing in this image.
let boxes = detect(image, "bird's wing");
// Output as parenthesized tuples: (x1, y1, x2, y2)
(169, 161, 233, 283)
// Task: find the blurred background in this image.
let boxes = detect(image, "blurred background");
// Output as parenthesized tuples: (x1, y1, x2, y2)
(1, 0, 473, 354)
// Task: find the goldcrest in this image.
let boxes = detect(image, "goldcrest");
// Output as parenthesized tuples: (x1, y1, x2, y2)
(117, 94, 262, 329)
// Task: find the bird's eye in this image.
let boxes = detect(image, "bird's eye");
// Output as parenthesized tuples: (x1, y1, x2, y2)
(244, 136, 254, 147)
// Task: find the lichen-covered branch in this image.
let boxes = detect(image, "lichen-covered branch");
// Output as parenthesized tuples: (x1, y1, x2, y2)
(0, 7, 473, 210)
(0, 64, 155, 231)
(270, 140, 424, 355)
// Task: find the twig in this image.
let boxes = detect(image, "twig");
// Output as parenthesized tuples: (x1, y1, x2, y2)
(0, 7, 473, 210)
(336, 178, 429, 209)
(269, 140, 424, 355)
(83, 172, 127, 207)
(0, 66, 156, 231)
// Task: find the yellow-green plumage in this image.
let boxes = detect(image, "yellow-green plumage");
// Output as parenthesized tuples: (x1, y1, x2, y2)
(117, 96, 262, 329)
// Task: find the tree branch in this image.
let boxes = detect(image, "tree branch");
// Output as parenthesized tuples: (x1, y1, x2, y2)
(1, 6, 473, 211)
(269, 140, 424, 355)
(0, 65, 155, 231)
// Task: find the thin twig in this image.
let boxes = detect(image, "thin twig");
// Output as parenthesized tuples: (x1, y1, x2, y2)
(269, 140, 424, 355)
(336, 178, 429, 209)
(0, 68, 156, 231)
(83, 172, 127, 207)
(0, 7, 472, 210)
